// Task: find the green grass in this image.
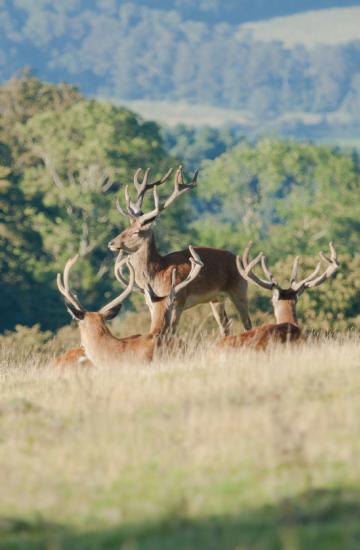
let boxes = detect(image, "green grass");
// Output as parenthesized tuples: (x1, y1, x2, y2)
(1, 336, 360, 548)
(2, 489, 360, 549)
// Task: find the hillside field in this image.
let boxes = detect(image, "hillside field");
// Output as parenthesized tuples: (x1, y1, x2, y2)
(1, 335, 360, 549)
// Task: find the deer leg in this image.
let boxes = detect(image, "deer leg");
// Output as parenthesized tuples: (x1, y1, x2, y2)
(168, 302, 184, 335)
(148, 298, 184, 336)
(228, 286, 252, 331)
(210, 301, 231, 336)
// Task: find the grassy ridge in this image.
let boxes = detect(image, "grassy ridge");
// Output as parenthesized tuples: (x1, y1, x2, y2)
(1, 337, 360, 548)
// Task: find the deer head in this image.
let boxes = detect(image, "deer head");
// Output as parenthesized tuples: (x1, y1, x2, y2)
(237, 242, 339, 324)
(108, 165, 198, 253)
(57, 253, 135, 339)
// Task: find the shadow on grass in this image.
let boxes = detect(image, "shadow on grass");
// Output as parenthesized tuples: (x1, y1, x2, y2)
(1, 488, 360, 549)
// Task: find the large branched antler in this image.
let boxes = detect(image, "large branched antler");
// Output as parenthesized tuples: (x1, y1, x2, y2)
(113, 250, 143, 293)
(236, 241, 279, 290)
(172, 245, 203, 295)
(237, 241, 339, 295)
(132, 167, 173, 213)
(291, 242, 338, 292)
(161, 165, 198, 211)
(116, 165, 198, 226)
(143, 246, 204, 303)
(57, 254, 135, 316)
(57, 255, 85, 312)
(116, 167, 172, 219)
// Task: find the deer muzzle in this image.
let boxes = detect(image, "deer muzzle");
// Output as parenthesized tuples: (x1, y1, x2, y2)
(108, 239, 120, 252)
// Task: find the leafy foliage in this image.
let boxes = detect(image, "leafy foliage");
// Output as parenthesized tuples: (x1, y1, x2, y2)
(162, 125, 242, 171)
(0, 74, 181, 331)
(194, 139, 360, 257)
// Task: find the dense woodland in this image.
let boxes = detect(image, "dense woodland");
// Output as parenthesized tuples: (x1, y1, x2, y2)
(0, 74, 360, 333)
(1, 2, 359, 140)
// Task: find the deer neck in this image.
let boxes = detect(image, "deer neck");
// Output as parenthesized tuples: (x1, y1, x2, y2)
(273, 300, 298, 326)
(145, 293, 172, 337)
(79, 316, 118, 365)
(130, 234, 163, 287)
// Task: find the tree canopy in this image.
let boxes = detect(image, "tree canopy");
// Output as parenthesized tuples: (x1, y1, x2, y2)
(0, 74, 186, 330)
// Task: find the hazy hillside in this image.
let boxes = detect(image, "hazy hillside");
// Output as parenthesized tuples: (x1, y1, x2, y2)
(240, 7, 360, 48)
(0, 1, 359, 140)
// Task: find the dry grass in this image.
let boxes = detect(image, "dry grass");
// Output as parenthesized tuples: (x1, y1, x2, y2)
(0, 335, 360, 548)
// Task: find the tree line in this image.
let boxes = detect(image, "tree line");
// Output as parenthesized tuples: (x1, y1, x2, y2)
(1, 3, 359, 139)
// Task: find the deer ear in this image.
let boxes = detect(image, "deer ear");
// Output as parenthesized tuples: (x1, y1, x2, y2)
(139, 217, 156, 230)
(66, 303, 85, 321)
(102, 304, 122, 321)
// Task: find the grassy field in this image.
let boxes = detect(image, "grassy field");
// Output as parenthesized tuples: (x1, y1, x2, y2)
(1, 335, 360, 549)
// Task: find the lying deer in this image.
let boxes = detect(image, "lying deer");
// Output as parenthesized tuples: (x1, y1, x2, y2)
(54, 347, 93, 368)
(55, 247, 203, 367)
(213, 242, 339, 350)
(108, 166, 252, 336)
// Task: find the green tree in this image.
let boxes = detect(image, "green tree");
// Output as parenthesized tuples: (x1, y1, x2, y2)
(194, 139, 360, 259)
(0, 75, 187, 331)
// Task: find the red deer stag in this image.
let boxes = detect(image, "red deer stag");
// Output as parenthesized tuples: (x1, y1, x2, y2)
(213, 242, 339, 350)
(108, 166, 251, 336)
(55, 247, 203, 367)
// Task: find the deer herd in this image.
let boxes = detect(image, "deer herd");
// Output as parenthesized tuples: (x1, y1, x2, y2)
(55, 166, 339, 368)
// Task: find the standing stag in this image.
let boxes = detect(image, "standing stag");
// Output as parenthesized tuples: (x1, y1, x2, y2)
(108, 166, 252, 335)
(55, 247, 203, 367)
(213, 242, 339, 350)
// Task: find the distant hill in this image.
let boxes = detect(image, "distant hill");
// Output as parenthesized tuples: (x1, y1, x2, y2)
(239, 7, 360, 48)
(105, 1, 360, 25)
(0, 1, 359, 140)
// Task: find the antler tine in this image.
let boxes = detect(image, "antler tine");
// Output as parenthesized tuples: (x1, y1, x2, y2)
(319, 241, 337, 265)
(260, 255, 278, 287)
(176, 164, 198, 187)
(301, 242, 339, 289)
(117, 167, 172, 219)
(162, 165, 198, 210)
(114, 250, 127, 288)
(241, 240, 253, 269)
(236, 242, 275, 290)
(56, 255, 85, 312)
(132, 167, 151, 211)
(290, 256, 300, 285)
(137, 186, 161, 226)
(124, 185, 139, 218)
(99, 260, 135, 316)
(116, 197, 131, 218)
(174, 246, 204, 295)
(133, 167, 149, 193)
(132, 167, 173, 214)
(114, 250, 143, 293)
(158, 167, 174, 185)
(291, 261, 321, 291)
(114, 186, 138, 219)
(291, 243, 338, 292)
